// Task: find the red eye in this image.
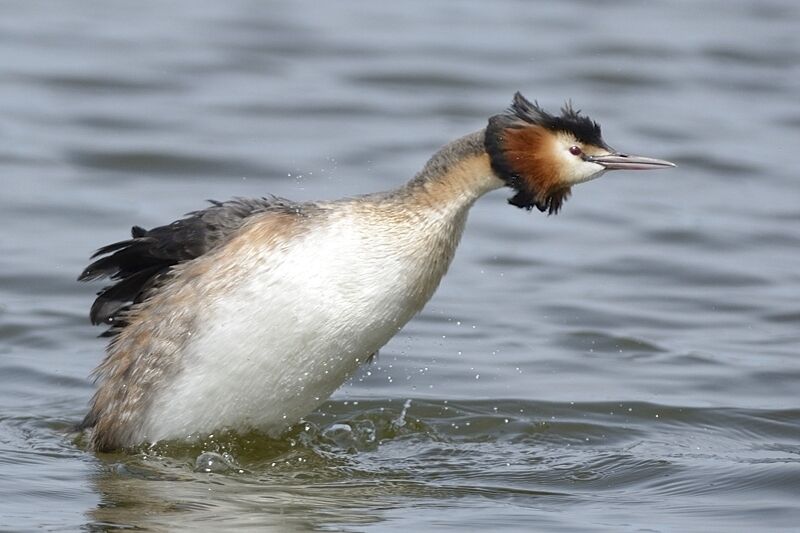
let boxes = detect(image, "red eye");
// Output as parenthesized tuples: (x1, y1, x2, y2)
(569, 145, 582, 156)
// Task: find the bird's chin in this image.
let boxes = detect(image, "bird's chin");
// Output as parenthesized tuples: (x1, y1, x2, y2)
(571, 168, 607, 185)
(570, 163, 609, 185)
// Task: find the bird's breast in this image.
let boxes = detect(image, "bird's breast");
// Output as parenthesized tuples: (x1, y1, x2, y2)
(139, 205, 467, 442)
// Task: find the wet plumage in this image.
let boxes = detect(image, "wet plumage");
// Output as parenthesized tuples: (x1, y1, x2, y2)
(79, 93, 674, 451)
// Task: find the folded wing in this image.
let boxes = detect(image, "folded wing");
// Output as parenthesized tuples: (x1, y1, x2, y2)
(79, 196, 299, 334)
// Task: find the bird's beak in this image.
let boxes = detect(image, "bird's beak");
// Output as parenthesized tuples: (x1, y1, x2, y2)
(588, 153, 676, 171)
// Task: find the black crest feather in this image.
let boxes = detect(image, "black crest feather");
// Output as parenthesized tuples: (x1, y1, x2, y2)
(507, 92, 605, 147)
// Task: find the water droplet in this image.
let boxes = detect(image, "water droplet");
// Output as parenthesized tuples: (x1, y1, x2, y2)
(194, 452, 238, 474)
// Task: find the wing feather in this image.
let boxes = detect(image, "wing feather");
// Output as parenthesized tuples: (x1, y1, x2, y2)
(79, 196, 298, 330)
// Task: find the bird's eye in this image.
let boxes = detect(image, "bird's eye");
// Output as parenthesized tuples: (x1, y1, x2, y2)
(569, 145, 583, 156)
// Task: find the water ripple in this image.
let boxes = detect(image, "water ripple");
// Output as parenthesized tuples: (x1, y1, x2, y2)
(1, 1, 799, 531)
(66, 149, 273, 178)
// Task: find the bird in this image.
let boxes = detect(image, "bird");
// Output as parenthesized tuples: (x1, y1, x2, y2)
(78, 92, 675, 452)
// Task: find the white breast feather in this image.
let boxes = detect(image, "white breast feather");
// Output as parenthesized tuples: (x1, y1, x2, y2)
(140, 207, 467, 443)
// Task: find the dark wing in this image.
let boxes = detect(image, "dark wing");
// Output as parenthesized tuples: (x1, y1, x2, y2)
(79, 196, 299, 333)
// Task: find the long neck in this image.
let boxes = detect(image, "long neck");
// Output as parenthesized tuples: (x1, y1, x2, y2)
(337, 130, 502, 318)
(350, 129, 505, 266)
(334, 130, 504, 320)
(397, 129, 504, 213)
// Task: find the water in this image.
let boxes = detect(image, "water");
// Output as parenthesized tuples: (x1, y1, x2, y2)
(1, 0, 799, 531)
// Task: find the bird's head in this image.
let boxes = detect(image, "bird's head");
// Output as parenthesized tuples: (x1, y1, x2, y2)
(485, 92, 675, 214)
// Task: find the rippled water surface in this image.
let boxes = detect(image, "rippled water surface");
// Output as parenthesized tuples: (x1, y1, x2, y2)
(2, 1, 799, 531)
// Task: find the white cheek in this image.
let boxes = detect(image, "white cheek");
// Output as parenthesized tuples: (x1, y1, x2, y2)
(552, 134, 607, 185)
(556, 147, 606, 185)
(570, 161, 606, 184)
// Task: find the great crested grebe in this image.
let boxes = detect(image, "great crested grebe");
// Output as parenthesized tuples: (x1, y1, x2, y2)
(78, 92, 674, 451)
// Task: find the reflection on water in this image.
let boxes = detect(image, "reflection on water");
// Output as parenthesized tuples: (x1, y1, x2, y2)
(1, 0, 799, 531)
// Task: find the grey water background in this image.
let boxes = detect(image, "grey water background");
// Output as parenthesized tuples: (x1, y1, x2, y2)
(1, 0, 799, 531)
